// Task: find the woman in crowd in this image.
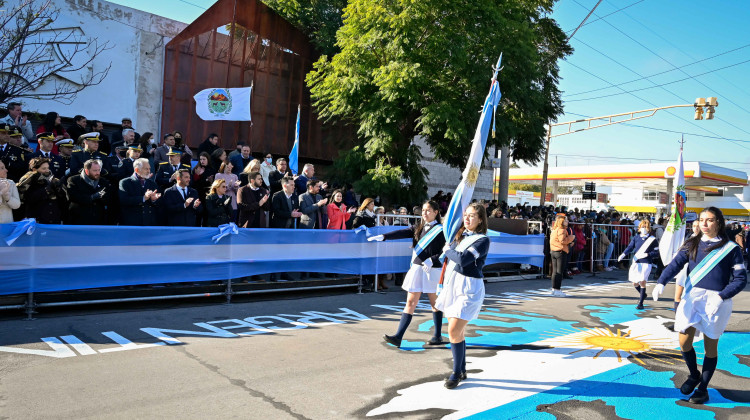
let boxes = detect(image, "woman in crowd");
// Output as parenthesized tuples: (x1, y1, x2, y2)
(327, 189, 353, 229)
(654, 207, 746, 405)
(204, 178, 232, 227)
(596, 225, 614, 272)
(215, 160, 240, 222)
(549, 215, 575, 297)
(138, 132, 157, 168)
(210, 148, 227, 172)
(37, 112, 68, 154)
(352, 197, 377, 229)
(434, 202, 490, 389)
(619, 219, 660, 309)
(572, 222, 587, 274)
(172, 131, 193, 165)
(0, 161, 21, 223)
(239, 159, 262, 187)
(374, 206, 388, 225)
(368, 201, 446, 340)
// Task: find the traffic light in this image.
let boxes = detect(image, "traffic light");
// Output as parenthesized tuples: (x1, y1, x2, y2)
(705, 97, 718, 120)
(694, 97, 705, 120)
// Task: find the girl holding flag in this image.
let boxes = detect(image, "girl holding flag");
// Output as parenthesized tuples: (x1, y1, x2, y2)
(368, 201, 446, 347)
(435, 203, 490, 389)
(618, 219, 660, 309)
(654, 207, 747, 404)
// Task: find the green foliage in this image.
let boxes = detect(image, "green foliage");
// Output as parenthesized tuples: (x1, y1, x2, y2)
(305, 0, 571, 203)
(263, 0, 347, 56)
(510, 183, 541, 192)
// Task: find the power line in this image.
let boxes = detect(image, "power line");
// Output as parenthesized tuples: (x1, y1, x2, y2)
(549, 153, 750, 166)
(566, 0, 603, 41)
(567, 0, 750, 138)
(564, 58, 750, 102)
(564, 0, 646, 34)
(175, 0, 210, 10)
(563, 43, 750, 98)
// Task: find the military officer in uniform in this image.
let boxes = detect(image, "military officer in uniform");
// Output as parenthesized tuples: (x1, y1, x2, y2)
(69, 132, 110, 177)
(56, 139, 75, 177)
(155, 147, 191, 192)
(32, 132, 66, 179)
(0, 125, 30, 182)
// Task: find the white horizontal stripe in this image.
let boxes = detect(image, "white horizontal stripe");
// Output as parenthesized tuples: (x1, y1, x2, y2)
(467, 247, 480, 259)
(734, 264, 746, 271)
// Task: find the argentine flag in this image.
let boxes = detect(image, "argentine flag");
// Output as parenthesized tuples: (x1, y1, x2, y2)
(443, 54, 503, 242)
(659, 149, 687, 265)
(289, 105, 300, 176)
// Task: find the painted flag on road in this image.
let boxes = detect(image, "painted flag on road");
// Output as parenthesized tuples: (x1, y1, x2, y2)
(659, 149, 687, 265)
(443, 54, 503, 242)
(194, 87, 252, 121)
(289, 105, 300, 176)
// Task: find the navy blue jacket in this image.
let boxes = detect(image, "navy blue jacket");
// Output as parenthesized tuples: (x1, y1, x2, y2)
(658, 238, 747, 300)
(444, 234, 490, 279)
(623, 233, 660, 264)
(382, 222, 446, 266)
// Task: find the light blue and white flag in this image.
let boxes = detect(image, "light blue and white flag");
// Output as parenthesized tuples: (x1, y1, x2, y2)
(659, 148, 686, 265)
(289, 104, 300, 175)
(443, 54, 503, 242)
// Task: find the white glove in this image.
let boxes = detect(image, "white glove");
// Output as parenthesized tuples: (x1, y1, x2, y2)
(617, 253, 625, 262)
(652, 283, 664, 301)
(443, 243, 452, 253)
(705, 293, 724, 318)
(367, 235, 384, 242)
(635, 252, 648, 260)
(422, 258, 433, 273)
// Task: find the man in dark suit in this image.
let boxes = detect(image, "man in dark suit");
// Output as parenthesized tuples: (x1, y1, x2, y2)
(229, 144, 252, 176)
(298, 179, 327, 229)
(118, 157, 161, 226)
(66, 115, 88, 145)
(270, 175, 302, 229)
(32, 132, 67, 179)
(69, 132, 110, 177)
(0, 125, 31, 182)
(237, 171, 270, 228)
(162, 169, 202, 226)
(66, 159, 111, 225)
(155, 147, 191, 192)
(268, 158, 291, 196)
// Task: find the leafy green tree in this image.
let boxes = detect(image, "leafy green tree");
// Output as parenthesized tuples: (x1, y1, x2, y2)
(304, 0, 571, 205)
(263, 0, 347, 56)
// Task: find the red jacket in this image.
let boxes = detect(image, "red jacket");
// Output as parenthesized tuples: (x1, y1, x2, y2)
(326, 202, 351, 229)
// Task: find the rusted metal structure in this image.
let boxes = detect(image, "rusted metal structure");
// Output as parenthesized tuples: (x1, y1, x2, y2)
(161, 0, 345, 161)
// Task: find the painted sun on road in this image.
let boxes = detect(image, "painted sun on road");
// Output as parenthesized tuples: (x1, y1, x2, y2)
(540, 326, 683, 365)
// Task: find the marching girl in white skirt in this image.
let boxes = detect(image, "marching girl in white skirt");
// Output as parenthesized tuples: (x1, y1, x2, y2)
(435, 203, 490, 389)
(673, 220, 701, 310)
(654, 207, 747, 404)
(618, 219, 660, 309)
(368, 201, 446, 347)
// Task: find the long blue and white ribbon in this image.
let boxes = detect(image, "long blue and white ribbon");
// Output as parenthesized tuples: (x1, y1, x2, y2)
(212, 223, 239, 243)
(4, 218, 36, 246)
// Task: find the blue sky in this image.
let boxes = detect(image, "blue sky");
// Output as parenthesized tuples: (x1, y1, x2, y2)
(109, 0, 750, 173)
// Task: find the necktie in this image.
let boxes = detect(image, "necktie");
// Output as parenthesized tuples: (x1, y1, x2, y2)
(173, 165, 177, 172)
(182, 188, 187, 199)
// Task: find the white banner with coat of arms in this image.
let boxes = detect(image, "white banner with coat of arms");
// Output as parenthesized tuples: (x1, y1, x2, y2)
(193, 87, 252, 121)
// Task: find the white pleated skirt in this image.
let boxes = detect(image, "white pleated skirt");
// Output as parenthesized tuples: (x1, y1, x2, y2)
(675, 287, 733, 339)
(401, 264, 442, 293)
(628, 262, 652, 283)
(434, 269, 485, 321)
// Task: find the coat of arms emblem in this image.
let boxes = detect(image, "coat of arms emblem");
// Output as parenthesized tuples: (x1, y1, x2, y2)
(207, 88, 232, 116)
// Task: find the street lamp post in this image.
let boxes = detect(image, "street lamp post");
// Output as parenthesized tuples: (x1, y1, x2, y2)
(539, 98, 718, 207)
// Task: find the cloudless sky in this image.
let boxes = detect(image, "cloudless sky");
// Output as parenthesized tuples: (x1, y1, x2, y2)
(109, 0, 750, 173)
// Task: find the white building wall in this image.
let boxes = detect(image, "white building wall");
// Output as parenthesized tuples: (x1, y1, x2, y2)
(18, 0, 185, 134)
(413, 136, 496, 201)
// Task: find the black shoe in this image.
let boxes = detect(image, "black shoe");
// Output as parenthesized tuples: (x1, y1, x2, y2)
(444, 373, 463, 389)
(680, 376, 700, 395)
(383, 334, 402, 348)
(636, 304, 644, 310)
(445, 371, 467, 381)
(689, 388, 709, 404)
(427, 336, 446, 345)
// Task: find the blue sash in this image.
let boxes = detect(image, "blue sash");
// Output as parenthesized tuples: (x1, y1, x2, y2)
(444, 233, 486, 273)
(413, 224, 443, 261)
(682, 241, 737, 298)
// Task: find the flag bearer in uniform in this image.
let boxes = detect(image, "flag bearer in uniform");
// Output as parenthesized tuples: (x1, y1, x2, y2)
(368, 201, 447, 347)
(434, 203, 490, 389)
(654, 207, 747, 404)
(618, 219, 660, 309)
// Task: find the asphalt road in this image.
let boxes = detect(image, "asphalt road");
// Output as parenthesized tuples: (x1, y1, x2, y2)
(1, 270, 749, 419)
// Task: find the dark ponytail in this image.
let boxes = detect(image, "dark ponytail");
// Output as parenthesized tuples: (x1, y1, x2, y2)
(414, 200, 442, 242)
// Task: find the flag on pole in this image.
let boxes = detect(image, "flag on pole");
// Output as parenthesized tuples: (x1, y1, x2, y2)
(193, 87, 252, 121)
(443, 54, 503, 242)
(289, 105, 301, 176)
(659, 148, 687, 265)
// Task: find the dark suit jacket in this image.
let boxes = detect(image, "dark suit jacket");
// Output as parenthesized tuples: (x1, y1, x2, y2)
(118, 174, 160, 226)
(66, 174, 111, 225)
(162, 185, 203, 226)
(270, 190, 299, 229)
(268, 170, 290, 196)
(204, 193, 232, 227)
(298, 191, 323, 229)
(155, 162, 191, 192)
(237, 185, 270, 228)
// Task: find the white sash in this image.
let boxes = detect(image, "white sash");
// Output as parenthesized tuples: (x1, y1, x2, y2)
(412, 223, 443, 261)
(635, 235, 656, 257)
(682, 241, 738, 298)
(445, 234, 486, 274)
